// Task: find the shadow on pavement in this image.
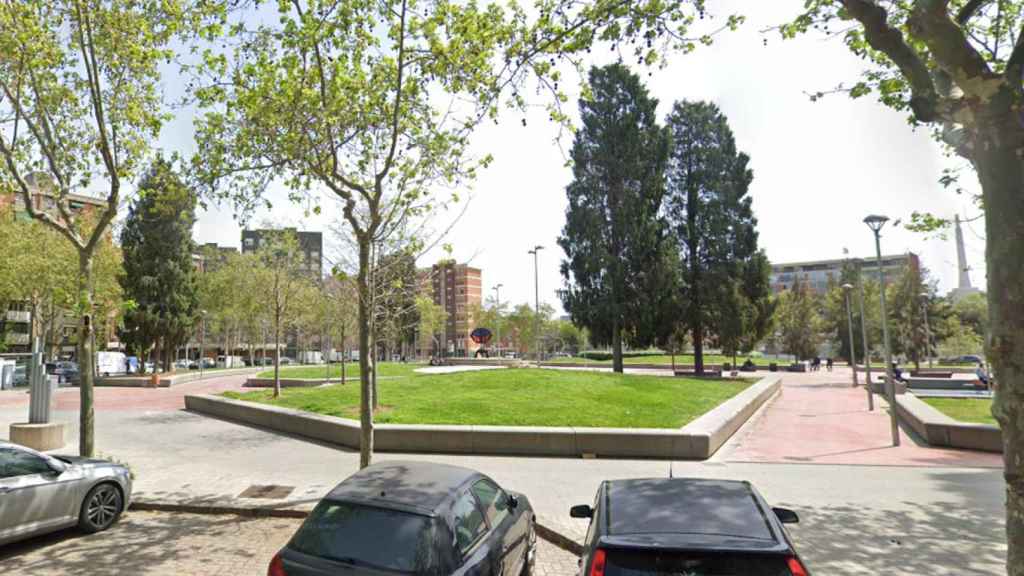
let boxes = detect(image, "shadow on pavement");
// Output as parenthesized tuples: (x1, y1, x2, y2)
(0, 511, 301, 575)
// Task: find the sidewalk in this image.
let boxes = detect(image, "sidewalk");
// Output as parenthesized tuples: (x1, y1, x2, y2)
(720, 367, 1002, 468)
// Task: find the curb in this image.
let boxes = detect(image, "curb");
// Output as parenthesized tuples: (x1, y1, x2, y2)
(129, 500, 583, 555)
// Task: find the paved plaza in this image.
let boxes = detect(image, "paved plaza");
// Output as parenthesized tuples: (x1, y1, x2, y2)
(0, 367, 1007, 575)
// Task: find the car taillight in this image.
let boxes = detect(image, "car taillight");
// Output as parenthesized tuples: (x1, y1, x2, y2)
(589, 548, 606, 576)
(787, 556, 808, 576)
(268, 552, 287, 576)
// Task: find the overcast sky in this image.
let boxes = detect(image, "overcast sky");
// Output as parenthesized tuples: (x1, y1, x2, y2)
(163, 0, 986, 314)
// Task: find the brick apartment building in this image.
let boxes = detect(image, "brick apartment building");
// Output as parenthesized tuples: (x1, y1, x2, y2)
(419, 261, 482, 357)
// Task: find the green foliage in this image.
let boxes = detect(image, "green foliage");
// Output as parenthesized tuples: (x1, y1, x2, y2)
(118, 157, 199, 369)
(953, 291, 990, 341)
(775, 276, 823, 361)
(558, 64, 676, 368)
(415, 295, 447, 354)
(664, 100, 767, 369)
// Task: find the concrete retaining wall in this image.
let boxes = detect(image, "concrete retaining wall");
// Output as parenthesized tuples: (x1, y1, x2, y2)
(97, 367, 261, 388)
(185, 374, 782, 459)
(895, 394, 1001, 453)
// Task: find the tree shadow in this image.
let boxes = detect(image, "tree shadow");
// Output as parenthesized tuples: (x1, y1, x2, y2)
(0, 510, 302, 575)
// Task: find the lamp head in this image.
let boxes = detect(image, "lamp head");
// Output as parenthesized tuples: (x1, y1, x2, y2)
(863, 214, 889, 232)
(842, 283, 853, 292)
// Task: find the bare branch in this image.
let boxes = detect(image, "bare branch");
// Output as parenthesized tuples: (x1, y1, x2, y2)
(909, 0, 999, 101)
(956, 0, 991, 24)
(375, 0, 408, 186)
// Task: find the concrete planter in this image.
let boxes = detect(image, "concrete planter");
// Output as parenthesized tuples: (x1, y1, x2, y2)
(185, 374, 781, 459)
(895, 394, 1001, 453)
(97, 367, 262, 388)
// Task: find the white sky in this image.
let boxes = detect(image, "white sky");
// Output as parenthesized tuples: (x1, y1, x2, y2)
(162, 0, 986, 314)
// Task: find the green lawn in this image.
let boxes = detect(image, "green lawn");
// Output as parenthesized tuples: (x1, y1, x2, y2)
(551, 354, 785, 367)
(922, 398, 996, 426)
(255, 362, 423, 380)
(225, 368, 750, 428)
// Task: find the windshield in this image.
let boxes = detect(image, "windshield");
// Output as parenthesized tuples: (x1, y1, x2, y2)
(605, 550, 792, 576)
(290, 500, 436, 573)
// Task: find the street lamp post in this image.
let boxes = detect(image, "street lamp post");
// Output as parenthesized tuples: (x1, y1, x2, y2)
(841, 284, 858, 387)
(864, 215, 899, 446)
(492, 284, 503, 356)
(920, 292, 933, 368)
(527, 246, 544, 363)
(857, 278, 874, 411)
(199, 309, 208, 379)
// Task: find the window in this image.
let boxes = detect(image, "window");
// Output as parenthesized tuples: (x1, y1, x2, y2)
(0, 447, 52, 478)
(471, 480, 510, 527)
(244, 237, 254, 247)
(289, 501, 436, 572)
(604, 549, 792, 576)
(452, 490, 488, 554)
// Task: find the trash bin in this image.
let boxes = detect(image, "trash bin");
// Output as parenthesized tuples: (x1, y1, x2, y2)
(769, 363, 778, 372)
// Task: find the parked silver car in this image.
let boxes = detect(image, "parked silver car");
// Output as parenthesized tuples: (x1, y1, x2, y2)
(0, 441, 132, 545)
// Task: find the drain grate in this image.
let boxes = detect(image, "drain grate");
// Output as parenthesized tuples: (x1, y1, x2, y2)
(238, 484, 295, 500)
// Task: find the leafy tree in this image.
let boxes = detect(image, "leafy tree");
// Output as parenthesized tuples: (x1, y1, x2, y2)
(255, 229, 315, 398)
(784, 2, 1024, 562)
(558, 63, 674, 374)
(938, 320, 985, 359)
(775, 276, 822, 362)
(415, 295, 447, 357)
(664, 100, 761, 375)
(321, 273, 358, 381)
(953, 291, 990, 341)
(119, 158, 199, 373)
(0, 0, 219, 456)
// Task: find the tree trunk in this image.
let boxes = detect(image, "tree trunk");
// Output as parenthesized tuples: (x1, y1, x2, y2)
(693, 322, 705, 375)
(273, 306, 281, 398)
(77, 252, 96, 457)
(976, 121, 1024, 576)
(341, 324, 347, 383)
(611, 315, 624, 373)
(357, 238, 374, 468)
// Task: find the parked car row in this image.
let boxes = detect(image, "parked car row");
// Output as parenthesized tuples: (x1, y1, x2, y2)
(0, 449, 809, 575)
(268, 461, 810, 576)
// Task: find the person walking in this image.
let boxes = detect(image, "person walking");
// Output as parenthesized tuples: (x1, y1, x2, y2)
(826, 357, 834, 372)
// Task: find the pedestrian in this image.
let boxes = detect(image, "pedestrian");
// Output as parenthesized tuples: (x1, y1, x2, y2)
(826, 357, 833, 371)
(976, 362, 990, 388)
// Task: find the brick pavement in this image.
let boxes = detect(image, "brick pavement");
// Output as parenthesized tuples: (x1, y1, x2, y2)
(0, 511, 578, 576)
(719, 367, 1003, 468)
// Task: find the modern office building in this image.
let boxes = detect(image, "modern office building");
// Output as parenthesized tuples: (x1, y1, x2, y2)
(419, 261, 482, 356)
(770, 252, 920, 294)
(241, 228, 323, 278)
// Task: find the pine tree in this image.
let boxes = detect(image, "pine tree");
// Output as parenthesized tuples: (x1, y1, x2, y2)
(558, 63, 675, 373)
(664, 101, 764, 374)
(119, 157, 198, 372)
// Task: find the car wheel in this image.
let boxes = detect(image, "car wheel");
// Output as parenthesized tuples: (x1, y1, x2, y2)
(79, 483, 123, 534)
(521, 521, 537, 576)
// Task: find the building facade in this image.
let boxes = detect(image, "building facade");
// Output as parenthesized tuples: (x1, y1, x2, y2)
(770, 253, 920, 294)
(420, 261, 482, 357)
(241, 228, 323, 278)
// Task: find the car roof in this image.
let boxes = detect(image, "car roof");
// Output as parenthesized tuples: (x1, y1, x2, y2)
(602, 478, 779, 544)
(325, 460, 482, 516)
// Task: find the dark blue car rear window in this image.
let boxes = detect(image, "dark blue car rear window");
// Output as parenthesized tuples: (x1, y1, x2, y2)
(290, 500, 436, 573)
(605, 550, 792, 576)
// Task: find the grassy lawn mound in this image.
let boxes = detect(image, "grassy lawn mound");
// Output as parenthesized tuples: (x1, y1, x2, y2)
(922, 397, 996, 426)
(255, 362, 422, 380)
(225, 368, 751, 429)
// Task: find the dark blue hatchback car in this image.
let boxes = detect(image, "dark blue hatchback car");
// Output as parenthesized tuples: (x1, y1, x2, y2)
(269, 461, 536, 576)
(571, 478, 809, 576)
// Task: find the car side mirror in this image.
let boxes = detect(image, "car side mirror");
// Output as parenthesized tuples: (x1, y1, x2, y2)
(773, 507, 799, 524)
(45, 458, 67, 475)
(507, 494, 519, 509)
(570, 505, 593, 519)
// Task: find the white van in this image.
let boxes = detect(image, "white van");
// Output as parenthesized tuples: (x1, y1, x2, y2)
(96, 351, 127, 377)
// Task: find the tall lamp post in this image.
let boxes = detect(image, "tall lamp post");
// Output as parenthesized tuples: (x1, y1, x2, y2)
(199, 309, 208, 379)
(920, 292, 933, 368)
(856, 276, 874, 411)
(841, 284, 859, 387)
(528, 246, 544, 363)
(492, 284, 503, 355)
(864, 215, 899, 446)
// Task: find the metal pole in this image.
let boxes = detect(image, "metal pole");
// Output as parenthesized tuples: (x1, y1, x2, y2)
(492, 284, 503, 356)
(872, 231, 899, 446)
(857, 281, 874, 411)
(842, 285, 858, 386)
(200, 315, 206, 379)
(532, 249, 541, 363)
(921, 294, 933, 368)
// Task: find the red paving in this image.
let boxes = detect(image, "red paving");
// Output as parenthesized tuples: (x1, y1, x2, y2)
(726, 368, 1003, 468)
(0, 373, 251, 412)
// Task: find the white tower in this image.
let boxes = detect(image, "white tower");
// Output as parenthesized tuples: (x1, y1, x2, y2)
(950, 215, 982, 301)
